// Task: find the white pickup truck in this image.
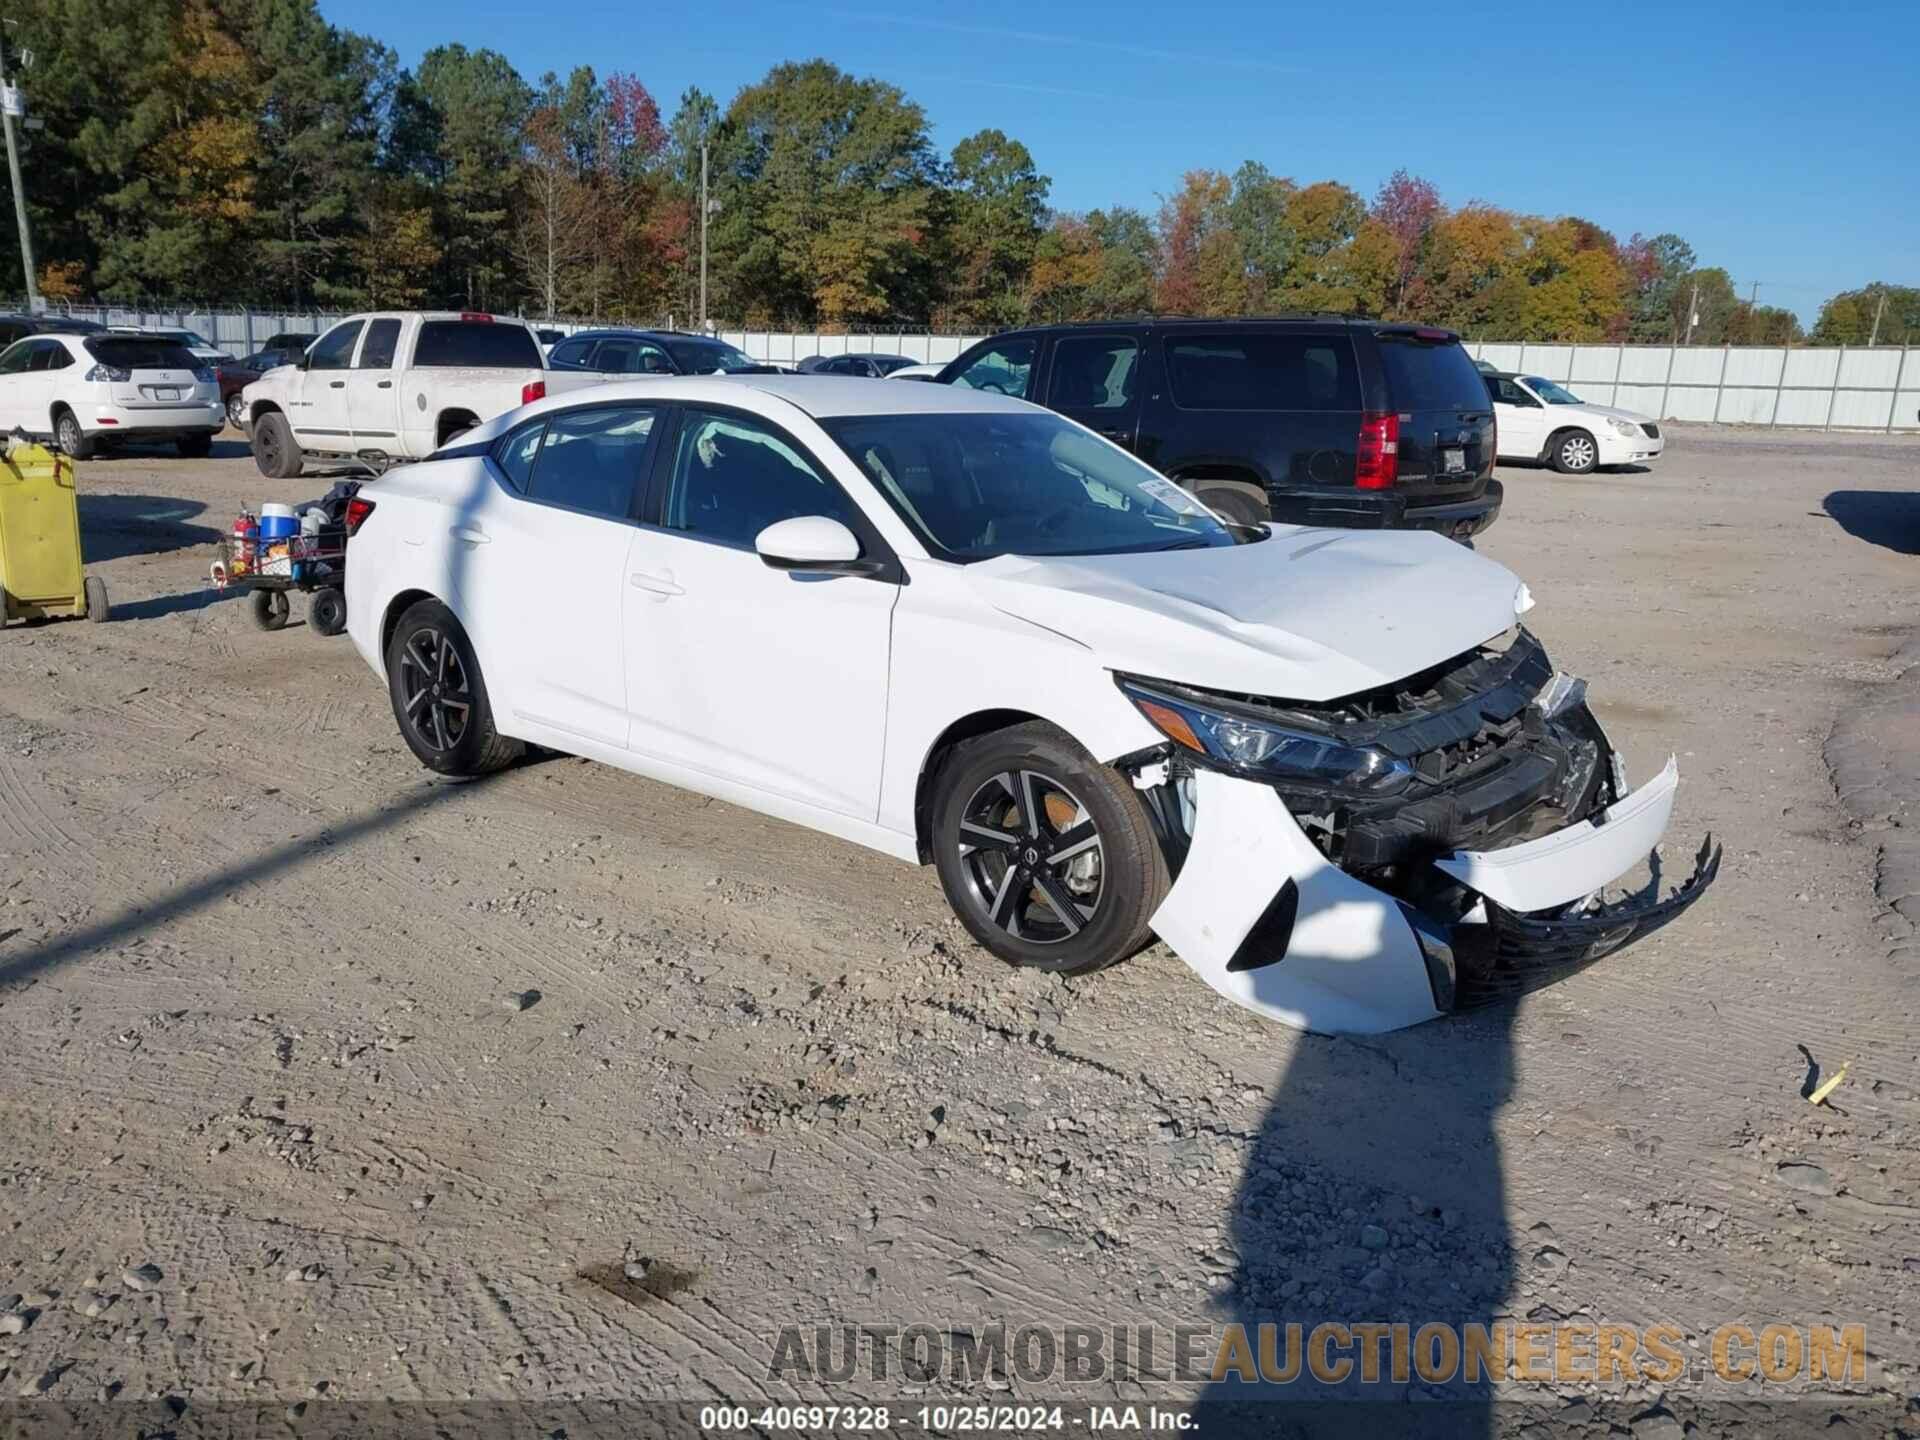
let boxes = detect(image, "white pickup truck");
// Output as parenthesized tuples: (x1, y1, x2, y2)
(240, 311, 594, 478)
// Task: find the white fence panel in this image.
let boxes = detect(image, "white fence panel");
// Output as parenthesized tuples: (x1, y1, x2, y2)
(1617, 348, 1671, 383)
(1830, 389, 1895, 428)
(1774, 388, 1832, 426)
(1723, 348, 1785, 386)
(1717, 388, 1777, 424)
(1782, 349, 1840, 387)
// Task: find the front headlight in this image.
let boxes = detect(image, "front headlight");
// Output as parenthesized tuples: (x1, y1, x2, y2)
(1118, 677, 1414, 794)
(1608, 417, 1640, 438)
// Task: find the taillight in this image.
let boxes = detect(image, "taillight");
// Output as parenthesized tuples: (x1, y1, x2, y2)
(459, 311, 494, 323)
(84, 363, 131, 383)
(1355, 411, 1400, 490)
(521, 380, 546, 405)
(344, 497, 376, 536)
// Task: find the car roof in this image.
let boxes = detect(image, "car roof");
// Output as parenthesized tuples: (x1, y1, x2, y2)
(976, 316, 1459, 341)
(556, 328, 722, 343)
(473, 375, 1038, 444)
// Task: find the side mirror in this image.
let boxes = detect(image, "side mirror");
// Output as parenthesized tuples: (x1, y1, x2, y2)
(754, 516, 880, 577)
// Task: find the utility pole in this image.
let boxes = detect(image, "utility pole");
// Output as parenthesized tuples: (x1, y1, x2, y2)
(1683, 282, 1700, 345)
(698, 142, 708, 332)
(1868, 292, 1888, 347)
(0, 25, 38, 312)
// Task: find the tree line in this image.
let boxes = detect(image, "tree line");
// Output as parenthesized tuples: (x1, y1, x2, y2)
(5, 0, 1912, 345)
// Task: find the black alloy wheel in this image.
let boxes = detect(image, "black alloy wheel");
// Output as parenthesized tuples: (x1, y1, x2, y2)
(395, 623, 473, 756)
(955, 769, 1106, 947)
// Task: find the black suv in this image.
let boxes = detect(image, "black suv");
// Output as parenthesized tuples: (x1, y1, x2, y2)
(0, 313, 106, 347)
(934, 318, 1502, 538)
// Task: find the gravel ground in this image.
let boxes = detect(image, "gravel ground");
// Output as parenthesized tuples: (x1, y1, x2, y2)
(0, 425, 1916, 1436)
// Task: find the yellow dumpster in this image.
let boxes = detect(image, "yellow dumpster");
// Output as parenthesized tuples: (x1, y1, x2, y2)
(0, 441, 108, 626)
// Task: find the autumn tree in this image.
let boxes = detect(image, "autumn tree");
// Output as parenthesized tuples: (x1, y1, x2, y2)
(1371, 169, 1441, 319)
(1157, 170, 1241, 315)
(941, 130, 1049, 328)
(1812, 283, 1920, 345)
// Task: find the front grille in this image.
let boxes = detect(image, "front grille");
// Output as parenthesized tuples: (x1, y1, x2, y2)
(1641, 422, 1660, 439)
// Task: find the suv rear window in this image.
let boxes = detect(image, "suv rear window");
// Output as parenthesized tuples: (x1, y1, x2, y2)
(1375, 335, 1488, 412)
(413, 321, 541, 369)
(1165, 334, 1359, 411)
(85, 337, 199, 370)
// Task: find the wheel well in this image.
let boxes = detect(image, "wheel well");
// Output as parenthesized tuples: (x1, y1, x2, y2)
(380, 589, 438, 665)
(249, 399, 282, 427)
(436, 410, 479, 447)
(1546, 424, 1592, 454)
(49, 401, 72, 429)
(913, 709, 1044, 862)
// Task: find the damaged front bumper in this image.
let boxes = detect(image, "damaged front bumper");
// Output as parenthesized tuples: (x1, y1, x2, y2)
(1142, 645, 1720, 1033)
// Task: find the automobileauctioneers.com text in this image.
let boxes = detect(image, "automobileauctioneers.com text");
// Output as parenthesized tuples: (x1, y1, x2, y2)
(765, 1320, 1869, 1389)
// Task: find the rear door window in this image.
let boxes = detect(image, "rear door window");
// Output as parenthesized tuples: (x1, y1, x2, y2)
(413, 321, 542, 368)
(549, 338, 594, 368)
(1165, 333, 1359, 411)
(1048, 336, 1140, 411)
(0, 341, 33, 374)
(358, 319, 402, 370)
(527, 406, 659, 518)
(1376, 337, 1489, 412)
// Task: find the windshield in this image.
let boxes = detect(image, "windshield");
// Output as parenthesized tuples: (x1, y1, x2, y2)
(663, 338, 761, 374)
(1524, 376, 1584, 405)
(820, 411, 1240, 561)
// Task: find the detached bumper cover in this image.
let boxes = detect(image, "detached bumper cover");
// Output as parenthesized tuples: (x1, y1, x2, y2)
(1151, 761, 1718, 1034)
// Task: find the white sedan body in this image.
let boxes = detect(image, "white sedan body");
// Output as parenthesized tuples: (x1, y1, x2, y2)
(1487, 374, 1666, 467)
(346, 378, 1712, 1034)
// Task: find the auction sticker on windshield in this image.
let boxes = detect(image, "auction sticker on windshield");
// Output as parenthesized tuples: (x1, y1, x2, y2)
(1137, 476, 1210, 516)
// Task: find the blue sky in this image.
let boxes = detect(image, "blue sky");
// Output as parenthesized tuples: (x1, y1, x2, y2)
(320, 0, 1919, 323)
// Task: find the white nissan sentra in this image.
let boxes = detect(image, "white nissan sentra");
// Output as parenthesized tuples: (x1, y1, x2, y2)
(344, 377, 1716, 1033)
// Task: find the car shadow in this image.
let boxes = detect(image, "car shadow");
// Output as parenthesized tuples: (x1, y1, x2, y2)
(1822, 490, 1920, 556)
(1189, 1006, 1518, 1436)
(78, 494, 221, 562)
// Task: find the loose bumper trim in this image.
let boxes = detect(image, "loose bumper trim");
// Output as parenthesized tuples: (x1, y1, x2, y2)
(1455, 834, 1722, 1006)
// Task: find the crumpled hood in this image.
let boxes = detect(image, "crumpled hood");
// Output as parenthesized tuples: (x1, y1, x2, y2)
(969, 527, 1531, 702)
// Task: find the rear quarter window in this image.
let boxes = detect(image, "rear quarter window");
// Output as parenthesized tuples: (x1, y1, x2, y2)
(1165, 334, 1359, 411)
(413, 322, 542, 369)
(1375, 337, 1489, 412)
(85, 337, 199, 370)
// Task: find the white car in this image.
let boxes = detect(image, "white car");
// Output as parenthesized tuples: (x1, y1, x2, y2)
(886, 362, 944, 382)
(0, 331, 223, 458)
(344, 377, 1717, 1034)
(1485, 372, 1664, 473)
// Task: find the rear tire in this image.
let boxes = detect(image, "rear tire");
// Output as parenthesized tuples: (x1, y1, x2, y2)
(930, 720, 1167, 976)
(308, 586, 347, 637)
(53, 408, 93, 460)
(176, 431, 213, 459)
(1550, 430, 1598, 474)
(83, 575, 109, 623)
(250, 588, 289, 631)
(385, 598, 522, 777)
(227, 393, 247, 430)
(252, 412, 304, 479)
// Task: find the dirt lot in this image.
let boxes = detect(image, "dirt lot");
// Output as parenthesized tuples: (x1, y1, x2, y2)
(0, 427, 1916, 1434)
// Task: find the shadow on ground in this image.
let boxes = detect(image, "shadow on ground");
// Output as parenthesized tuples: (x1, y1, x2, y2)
(78, 493, 220, 561)
(1823, 490, 1920, 556)
(1189, 1008, 1517, 1436)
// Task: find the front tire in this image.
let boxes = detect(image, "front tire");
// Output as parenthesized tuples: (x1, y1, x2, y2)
(1198, 486, 1269, 527)
(252, 412, 304, 479)
(53, 408, 93, 460)
(930, 720, 1168, 975)
(385, 599, 522, 776)
(1550, 430, 1598, 474)
(84, 575, 109, 623)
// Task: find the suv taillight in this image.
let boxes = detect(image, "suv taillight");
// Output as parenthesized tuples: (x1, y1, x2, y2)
(344, 497, 376, 536)
(84, 363, 131, 383)
(1355, 411, 1399, 490)
(521, 380, 546, 405)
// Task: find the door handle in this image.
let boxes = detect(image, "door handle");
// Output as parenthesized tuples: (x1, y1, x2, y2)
(629, 571, 683, 598)
(376, 380, 393, 389)
(329, 380, 345, 389)
(451, 526, 489, 545)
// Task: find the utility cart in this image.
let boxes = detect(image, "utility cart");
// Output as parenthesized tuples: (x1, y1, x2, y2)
(211, 519, 348, 636)
(0, 439, 108, 627)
